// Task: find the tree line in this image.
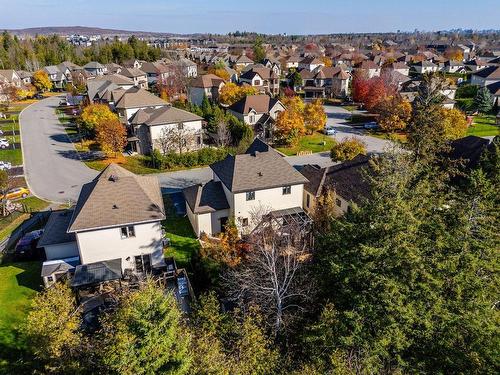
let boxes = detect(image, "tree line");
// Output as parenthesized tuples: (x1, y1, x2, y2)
(0, 31, 162, 70)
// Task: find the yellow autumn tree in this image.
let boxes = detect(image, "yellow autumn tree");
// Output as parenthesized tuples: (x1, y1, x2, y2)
(32, 70, 52, 92)
(320, 56, 333, 67)
(208, 67, 230, 81)
(95, 118, 128, 157)
(275, 110, 305, 146)
(374, 96, 412, 132)
(79, 103, 118, 135)
(330, 137, 367, 162)
(439, 107, 468, 140)
(304, 99, 327, 134)
(219, 83, 258, 106)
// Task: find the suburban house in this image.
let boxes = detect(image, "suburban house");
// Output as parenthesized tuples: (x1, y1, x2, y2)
(302, 66, 351, 98)
(113, 86, 169, 124)
(300, 155, 371, 216)
(385, 61, 410, 76)
(262, 58, 282, 76)
(119, 67, 149, 89)
(471, 66, 500, 87)
(38, 164, 166, 286)
(412, 60, 439, 74)
(0, 69, 22, 88)
(43, 65, 69, 90)
(298, 56, 325, 72)
(189, 73, 225, 105)
(464, 58, 489, 72)
(239, 67, 280, 96)
(128, 105, 204, 154)
(227, 94, 285, 138)
(285, 55, 301, 69)
(355, 60, 381, 78)
(173, 58, 198, 78)
(443, 60, 466, 74)
(140, 61, 170, 86)
(234, 55, 254, 70)
(183, 139, 309, 236)
(83, 61, 106, 76)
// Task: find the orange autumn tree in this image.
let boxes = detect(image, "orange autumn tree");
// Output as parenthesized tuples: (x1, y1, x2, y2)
(275, 96, 306, 145)
(95, 118, 127, 157)
(304, 99, 327, 134)
(79, 103, 118, 135)
(374, 96, 412, 132)
(320, 56, 333, 67)
(208, 66, 230, 81)
(219, 83, 258, 106)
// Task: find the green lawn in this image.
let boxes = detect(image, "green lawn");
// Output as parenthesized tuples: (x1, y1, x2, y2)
(0, 261, 41, 371)
(162, 198, 200, 269)
(467, 115, 499, 137)
(0, 119, 20, 132)
(85, 155, 160, 175)
(277, 132, 336, 156)
(0, 196, 50, 241)
(0, 149, 23, 165)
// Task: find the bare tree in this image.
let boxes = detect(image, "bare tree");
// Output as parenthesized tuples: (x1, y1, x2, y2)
(216, 121, 232, 147)
(155, 124, 199, 154)
(224, 221, 312, 335)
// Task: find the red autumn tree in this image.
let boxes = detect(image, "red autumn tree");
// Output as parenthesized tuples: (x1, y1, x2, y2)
(352, 73, 370, 103)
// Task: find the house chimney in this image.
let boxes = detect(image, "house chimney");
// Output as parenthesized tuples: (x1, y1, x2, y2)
(258, 172, 263, 177)
(109, 175, 118, 182)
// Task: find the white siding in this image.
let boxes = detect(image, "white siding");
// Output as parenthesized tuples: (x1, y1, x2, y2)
(44, 242, 79, 261)
(76, 221, 164, 271)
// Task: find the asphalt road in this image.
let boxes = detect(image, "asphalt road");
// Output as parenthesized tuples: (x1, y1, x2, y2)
(323, 105, 394, 154)
(19, 99, 382, 202)
(20, 96, 98, 203)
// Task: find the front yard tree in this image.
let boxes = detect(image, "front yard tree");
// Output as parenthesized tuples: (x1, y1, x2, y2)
(32, 69, 52, 92)
(473, 86, 493, 114)
(330, 137, 366, 162)
(289, 71, 303, 89)
(439, 107, 468, 139)
(219, 82, 258, 106)
(24, 282, 83, 373)
(100, 281, 192, 375)
(304, 99, 327, 134)
(79, 103, 118, 136)
(95, 118, 127, 157)
(374, 95, 412, 132)
(274, 108, 305, 146)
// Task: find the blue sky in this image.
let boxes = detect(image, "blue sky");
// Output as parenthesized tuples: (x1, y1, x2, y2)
(0, 0, 499, 34)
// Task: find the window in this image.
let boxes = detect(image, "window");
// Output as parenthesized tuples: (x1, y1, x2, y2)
(178, 122, 184, 130)
(254, 80, 261, 86)
(246, 191, 255, 201)
(242, 218, 249, 227)
(282, 185, 291, 195)
(120, 226, 136, 239)
(196, 135, 202, 145)
(335, 198, 342, 207)
(306, 194, 310, 208)
(47, 276, 54, 282)
(249, 115, 255, 123)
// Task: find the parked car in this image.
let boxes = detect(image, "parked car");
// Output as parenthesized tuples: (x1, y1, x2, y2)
(14, 229, 44, 260)
(34, 93, 44, 99)
(0, 129, 4, 135)
(0, 161, 12, 170)
(324, 126, 337, 135)
(59, 99, 69, 106)
(363, 122, 379, 130)
(0, 139, 9, 149)
(0, 187, 30, 200)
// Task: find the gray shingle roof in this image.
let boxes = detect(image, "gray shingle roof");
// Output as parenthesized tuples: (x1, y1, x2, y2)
(210, 139, 308, 193)
(183, 181, 230, 214)
(228, 94, 282, 115)
(68, 164, 165, 232)
(130, 105, 203, 126)
(38, 210, 76, 247)
(114, 87, 168, 109)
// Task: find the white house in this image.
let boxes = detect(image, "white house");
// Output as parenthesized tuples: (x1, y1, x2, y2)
(113, 86, 169, 124)
(298, 56, 325, 72)
(355, 60, 381, 78)
(119, 67, 149, 89)
(129, 105, 204, 154)
(412, 60, 439, 74)
(83, 61, 106, 76)
(38, 164, 166, 286)
(228, 94, 285, 126)
(471, 66, 500, 87)
(184, 139, 309, 237)
(189, 73, 225, 105)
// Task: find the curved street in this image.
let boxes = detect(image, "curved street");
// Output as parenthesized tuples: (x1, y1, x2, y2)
(19, 96, 98, 203)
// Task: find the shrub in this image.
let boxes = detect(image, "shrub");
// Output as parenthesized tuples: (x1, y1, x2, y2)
(153, 147, 229, 170)
(330, 137, 367, 162)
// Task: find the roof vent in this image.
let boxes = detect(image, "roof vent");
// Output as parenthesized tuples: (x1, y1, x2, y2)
(253, 151, 259, 157)
(258, 172, 263, 177)
(109, 175, 119, 182)
(112, 204, 119, 209)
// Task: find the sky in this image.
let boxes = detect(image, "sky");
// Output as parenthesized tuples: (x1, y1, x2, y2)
(0, 0, 499, 35)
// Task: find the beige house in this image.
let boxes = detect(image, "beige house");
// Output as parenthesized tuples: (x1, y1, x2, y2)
(184, 139, 309, 237)
(38, 164, 167, 286)
(113, 86, 169, 124)
(239, 67, 280, 96)
(120, 67, 149, 89)
(300, 155, 371, 216)
(189, 73, 225, 105)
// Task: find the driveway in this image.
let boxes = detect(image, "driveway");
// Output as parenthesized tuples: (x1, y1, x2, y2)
(20, 96, 98, 203)
(324, 105, 394, 153)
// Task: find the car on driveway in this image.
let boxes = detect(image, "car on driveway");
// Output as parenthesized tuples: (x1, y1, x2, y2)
(324, 126, 337, 135)
(0, 139, 9, 149)
(363, 122, 379, 130)
(14, 229, 44, 260)
(0, 187, 30, 200)
(0, 161, 12, 170)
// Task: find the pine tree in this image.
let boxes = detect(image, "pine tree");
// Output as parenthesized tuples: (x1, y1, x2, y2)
(473, 86, 493, 114)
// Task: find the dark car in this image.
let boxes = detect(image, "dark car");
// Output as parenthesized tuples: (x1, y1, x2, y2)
(14, 229, 44, 260)
(34, 93, 44, 100)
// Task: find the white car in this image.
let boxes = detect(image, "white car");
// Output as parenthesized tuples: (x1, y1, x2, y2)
(324, 126, 337, 135)
(0, 139, 9, 149)
(0, 161, 12, 170)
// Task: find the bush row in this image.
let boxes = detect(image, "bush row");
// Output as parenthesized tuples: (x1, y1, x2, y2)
(151, 147, 229, 169)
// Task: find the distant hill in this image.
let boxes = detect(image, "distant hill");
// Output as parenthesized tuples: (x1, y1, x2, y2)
(5, 26, 178, 37)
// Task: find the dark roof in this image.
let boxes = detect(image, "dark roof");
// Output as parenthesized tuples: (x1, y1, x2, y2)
(38, 209, 76, 247)
(210, 139, 308, 193)
(449, 135, 490, 169)
(472, 66, 500, 79)
(183, 180, 230, 214)
(68, 164, 165, 232)
(41, 257, 80, 277)
(245, 137, 274, 154)
(301, 155, 372, 204)
(71, 259, 122, 288)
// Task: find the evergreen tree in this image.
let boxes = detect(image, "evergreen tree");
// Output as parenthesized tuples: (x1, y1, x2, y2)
(474, 86, 493, 114)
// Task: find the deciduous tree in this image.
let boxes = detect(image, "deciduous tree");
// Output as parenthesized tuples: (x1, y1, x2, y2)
(95, 118, 127, 156)
(304, 99, 327, 134)
(219, 82, 258, 106)
(78, 103, 118, 135)
(374, 95, 412, 132)
(330, 137, 366, 161)
(439, 107, 468, 139)
(32, 70, 52, 92)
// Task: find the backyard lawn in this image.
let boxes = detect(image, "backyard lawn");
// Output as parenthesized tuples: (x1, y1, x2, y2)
(467, 115, 499, 137)
(277, 132, 335, 156)
(0, 196, 50, 242)
(162, 198, 200, 269)
(0, 261, 41, 371)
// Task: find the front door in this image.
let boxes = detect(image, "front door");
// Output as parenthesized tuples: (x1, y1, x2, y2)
(219, 217, 229, 232)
